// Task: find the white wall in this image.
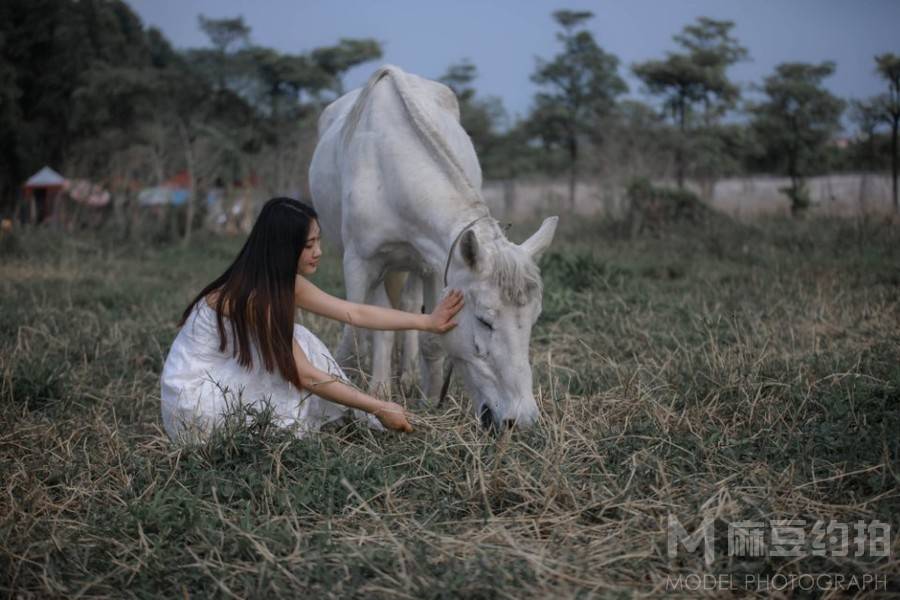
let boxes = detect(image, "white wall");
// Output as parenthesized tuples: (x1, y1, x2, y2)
(481, 174, 896, 221)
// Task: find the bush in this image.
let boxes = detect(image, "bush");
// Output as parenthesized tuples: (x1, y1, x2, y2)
(779, 181, 811, 216)
(0, 226, 22, 257)
(625, 177, 715, 236)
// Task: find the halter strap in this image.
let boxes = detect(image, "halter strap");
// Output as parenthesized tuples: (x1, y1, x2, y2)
(438, 213, 489, 408)
(443, 215, 490, 287)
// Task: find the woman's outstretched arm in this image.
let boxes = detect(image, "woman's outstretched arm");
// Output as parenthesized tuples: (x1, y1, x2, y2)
(294, 275, 463, 333)
(291, 339, 412, 432)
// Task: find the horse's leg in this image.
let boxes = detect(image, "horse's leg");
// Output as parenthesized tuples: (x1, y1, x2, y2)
(382, 270, 421, 394)
(335, 250, 377, 379)
(419, 272, 446, 404)
(369, 280, 395, 400)
(398, 272, 422, 392)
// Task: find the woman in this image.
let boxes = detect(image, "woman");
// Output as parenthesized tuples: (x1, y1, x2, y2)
(160, 197, 464, 443)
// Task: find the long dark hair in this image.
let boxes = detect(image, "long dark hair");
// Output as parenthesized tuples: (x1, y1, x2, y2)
(180, 197, 318, 390)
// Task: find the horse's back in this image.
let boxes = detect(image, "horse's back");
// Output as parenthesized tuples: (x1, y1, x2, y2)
(310, 65, 481, 256)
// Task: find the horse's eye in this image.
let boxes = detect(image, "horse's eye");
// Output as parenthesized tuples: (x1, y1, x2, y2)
(476, 316, 494, 331)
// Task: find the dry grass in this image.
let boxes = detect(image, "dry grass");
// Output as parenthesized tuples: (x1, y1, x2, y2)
(1, 216, 899, 598)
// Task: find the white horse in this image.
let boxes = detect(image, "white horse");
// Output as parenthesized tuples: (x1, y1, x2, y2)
(309, 65, 557, 428)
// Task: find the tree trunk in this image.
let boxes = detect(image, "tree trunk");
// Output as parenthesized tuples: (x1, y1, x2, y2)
(27, 192, 36, 225)
(676, 95, 686, 189)
(787, 149, 802, 218)
(57, 190, 66, 231)
(891, 118, 898, 213)
(788, 174, 810, 219)
(121, 187, 132, 240)
(169, 204, 178, 241)
(8, 187, 16, 220)
(568, 134, 578, 213)
(129, 187, 142, 242)
(178, 120, 196, 247)
(784, 120, 807, 218)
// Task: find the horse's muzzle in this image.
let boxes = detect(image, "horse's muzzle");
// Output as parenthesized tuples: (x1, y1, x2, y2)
(479, 404, 517, 432)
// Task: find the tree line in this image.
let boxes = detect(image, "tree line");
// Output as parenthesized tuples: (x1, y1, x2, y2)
(0, 0, 381, 241)
(480, 11, 897, 216)
(1, 1, 897, 242)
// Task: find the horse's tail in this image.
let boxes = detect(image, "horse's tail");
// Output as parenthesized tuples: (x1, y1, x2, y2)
(340, 66, 393, 147)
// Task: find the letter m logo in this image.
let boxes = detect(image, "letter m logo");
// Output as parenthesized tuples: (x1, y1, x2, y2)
(668, 515, 716, 566)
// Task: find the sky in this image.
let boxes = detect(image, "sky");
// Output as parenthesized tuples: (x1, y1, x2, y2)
(128, 0, 900, 128)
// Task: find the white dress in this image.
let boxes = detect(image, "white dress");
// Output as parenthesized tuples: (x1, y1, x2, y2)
(160, 301, 383, 443)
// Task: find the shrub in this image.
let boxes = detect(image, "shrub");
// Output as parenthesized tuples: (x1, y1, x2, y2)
(625, 177, 715, 236)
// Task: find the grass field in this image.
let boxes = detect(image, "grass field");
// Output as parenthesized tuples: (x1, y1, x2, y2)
(1, 215, 899, 598)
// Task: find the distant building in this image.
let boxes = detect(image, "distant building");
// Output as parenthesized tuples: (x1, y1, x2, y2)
(828, 137, 851, 149)
(22, 166, 67, 225)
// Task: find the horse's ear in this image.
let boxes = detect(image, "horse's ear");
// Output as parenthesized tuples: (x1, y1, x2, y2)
(460, 229, 478, 269)
(520, 216, 558, 260)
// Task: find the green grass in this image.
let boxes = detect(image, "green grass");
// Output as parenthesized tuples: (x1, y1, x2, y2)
(1, 216, 899, 598)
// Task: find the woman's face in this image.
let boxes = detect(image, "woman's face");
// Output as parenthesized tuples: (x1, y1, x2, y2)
(297, 219, 323, 276)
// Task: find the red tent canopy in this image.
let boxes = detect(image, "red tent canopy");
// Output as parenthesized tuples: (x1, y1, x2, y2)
(163, 170, 191, 189)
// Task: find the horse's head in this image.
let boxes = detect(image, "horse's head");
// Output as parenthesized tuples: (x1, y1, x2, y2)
(443, 216, 558, 430)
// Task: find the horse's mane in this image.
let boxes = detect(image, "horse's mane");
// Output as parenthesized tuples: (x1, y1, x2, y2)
(485, 220, 543, 306)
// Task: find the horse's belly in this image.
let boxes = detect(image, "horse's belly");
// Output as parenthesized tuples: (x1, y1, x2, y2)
(374, 241, 426, 273)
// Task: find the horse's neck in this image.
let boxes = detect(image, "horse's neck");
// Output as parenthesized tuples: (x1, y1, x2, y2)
(379, 80, 491, 272)
(413, 207, 496, 277)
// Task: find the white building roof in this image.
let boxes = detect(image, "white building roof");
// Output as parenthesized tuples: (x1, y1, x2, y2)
(25, 166, 66, 188)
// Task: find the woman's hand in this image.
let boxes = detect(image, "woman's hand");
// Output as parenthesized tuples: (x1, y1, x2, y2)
(426, 289, 464, 334)
(374, 401, 414, 432)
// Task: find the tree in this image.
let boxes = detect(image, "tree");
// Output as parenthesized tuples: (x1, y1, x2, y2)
(158, 16, 258, 245)
(196, 15, 249, 91)
(187, 17, 347, 229)
(0, 7, 24, 213)
(238, 48, 330, 117)
(438, 60, 508, 172)
(439, 61, 478, 103)
(601, 100, 669, 181)
(0, 1, 381, 240)
(632, 17, 747, 189)
(311, 38, 382, 95)
(439, 61, 539, 180)
(4, 0, 178, 232)
(70, 63, 161, 234)
(851, 98, 884, 170)
(234, 47, 332, 196)
(198, 15, 249, 54)
(874, 53, 900, 212)
(0, 0, 110, 212)
(530, 10, 626, 211)
(750, 62, 845, 216)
